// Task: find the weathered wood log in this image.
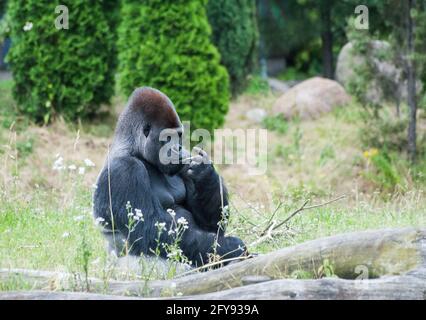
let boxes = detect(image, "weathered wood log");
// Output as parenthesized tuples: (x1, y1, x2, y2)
(0, 290, 141, 300)
(1, 227, 425, 299)
(2, 269, 425, 300)
(184, 270, 426, 300)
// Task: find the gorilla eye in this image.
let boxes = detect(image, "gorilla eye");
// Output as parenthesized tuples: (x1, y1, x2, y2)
(143, 124, 151, 137)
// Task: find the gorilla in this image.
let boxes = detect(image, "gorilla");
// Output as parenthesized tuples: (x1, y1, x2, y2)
(93, 87, 247, 267)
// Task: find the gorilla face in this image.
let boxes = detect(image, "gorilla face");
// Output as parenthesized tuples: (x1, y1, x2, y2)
(123, 87, 188, 175)
(142, 121, 187, 175)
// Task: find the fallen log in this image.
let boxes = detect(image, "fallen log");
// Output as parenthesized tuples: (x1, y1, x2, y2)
(1, 227, 425, 299)
(185, 270, 426, 300)
(2, 270, 426, 300)
(0, 290, 141, 300)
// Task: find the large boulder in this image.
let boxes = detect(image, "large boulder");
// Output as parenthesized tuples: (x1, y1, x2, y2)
(272, 77, 351, 120)
(335, 41, 422, 105)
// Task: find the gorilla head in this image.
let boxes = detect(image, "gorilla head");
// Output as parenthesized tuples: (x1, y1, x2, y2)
(114, 87, 186, 175)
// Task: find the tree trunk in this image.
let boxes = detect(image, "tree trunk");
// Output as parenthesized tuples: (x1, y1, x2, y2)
(406, 0, 417, 162)
(320, 1, 334, 79)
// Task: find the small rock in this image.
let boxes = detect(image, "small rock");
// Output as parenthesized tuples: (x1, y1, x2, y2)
(246, 108, 267, 123)
(268, 78, 290, 94)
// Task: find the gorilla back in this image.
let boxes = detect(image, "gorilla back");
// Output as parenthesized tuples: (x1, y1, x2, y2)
(93, 87, 247, 267)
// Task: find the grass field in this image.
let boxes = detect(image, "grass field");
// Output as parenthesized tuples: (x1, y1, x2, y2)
(0, 78, 425, 289)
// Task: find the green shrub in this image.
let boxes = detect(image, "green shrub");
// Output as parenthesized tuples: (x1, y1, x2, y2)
(245, 75, 270, 95)
(207, 0, 258, 94)
(0, 1, 6, 17)
(262, 115, 288, 135)
(359, 109, 408, 152)
(363, 151, 402, 192)
(118, 0, 230, 133)
(7, 0, 116, 123)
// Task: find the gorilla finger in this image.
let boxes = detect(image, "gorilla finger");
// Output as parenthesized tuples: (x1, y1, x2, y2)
(189, 155, 204, 166)
(193, 146, 209, 160)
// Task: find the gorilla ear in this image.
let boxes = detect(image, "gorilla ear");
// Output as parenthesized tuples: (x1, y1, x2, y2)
(143, 124, 151, 137)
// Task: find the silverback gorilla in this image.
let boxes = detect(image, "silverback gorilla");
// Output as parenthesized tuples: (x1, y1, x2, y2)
(93, 87, 247, 267)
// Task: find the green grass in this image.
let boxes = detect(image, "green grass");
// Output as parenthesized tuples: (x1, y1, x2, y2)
(234, 190, 425, 254)
(244, 75, 270, 95)
(0, 178, 106, 274)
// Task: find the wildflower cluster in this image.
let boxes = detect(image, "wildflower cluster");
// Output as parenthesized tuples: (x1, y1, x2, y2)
(52, 154, 96, 175)
(153, 208, 191, 265)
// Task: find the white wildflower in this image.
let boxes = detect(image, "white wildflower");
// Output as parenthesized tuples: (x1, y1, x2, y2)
(78, 167, 85, 175)
(62, 232, 70, 238)
(168, 230, 175, 235)
(68, 164, 77, 171)
(133, 215, 140, 221)
(23, 22, 33, 32)
(74, 215, 84, 222)
(167, 208, 176, 217)
(95, 217, 105, 225)
(84, 158, 95, 167)
(154, 221, 166, 230)
(167, 248, 182, 259)
(177, 217, 188, 226)
(135, 209, 143, 218)
(53, 156, 65, 171)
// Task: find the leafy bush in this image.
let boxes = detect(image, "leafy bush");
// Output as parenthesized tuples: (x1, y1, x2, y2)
(359, 109, 408, 152)
(118, 0, 230, 133)
(244, 75, 270, 95)
(7, 0, 116, 123)
(207, 0, 258, 94)
(0, 1, 6, 17)
(362, 150, 402, 192)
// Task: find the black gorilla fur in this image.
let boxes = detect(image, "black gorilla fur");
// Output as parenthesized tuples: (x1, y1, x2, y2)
(93, 87, 247, 266)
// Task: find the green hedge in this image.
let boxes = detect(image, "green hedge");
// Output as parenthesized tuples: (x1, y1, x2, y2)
(118, 0, 230, 133)
(0, 1, 7, 18)
(207, 0, 258, 94)
(7, 0, 116, 123)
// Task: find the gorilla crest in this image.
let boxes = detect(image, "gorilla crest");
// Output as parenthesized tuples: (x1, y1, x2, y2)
(93, 87, 247, 267)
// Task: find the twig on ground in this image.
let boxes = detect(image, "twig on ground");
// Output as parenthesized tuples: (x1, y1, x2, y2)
(250, 195, 346, 247)
(260, 200, 284, 236)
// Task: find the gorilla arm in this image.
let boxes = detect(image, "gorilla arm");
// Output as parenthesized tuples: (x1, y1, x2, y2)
(181, 148, 229, 236)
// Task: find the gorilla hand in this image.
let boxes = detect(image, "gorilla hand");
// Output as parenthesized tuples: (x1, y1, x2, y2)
(184, 147, 214, 180)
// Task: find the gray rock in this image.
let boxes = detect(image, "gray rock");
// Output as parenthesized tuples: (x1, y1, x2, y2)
(267, 78, 290, 94)
(246, 108, 267, 123)
(272, 77, 351, 120)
